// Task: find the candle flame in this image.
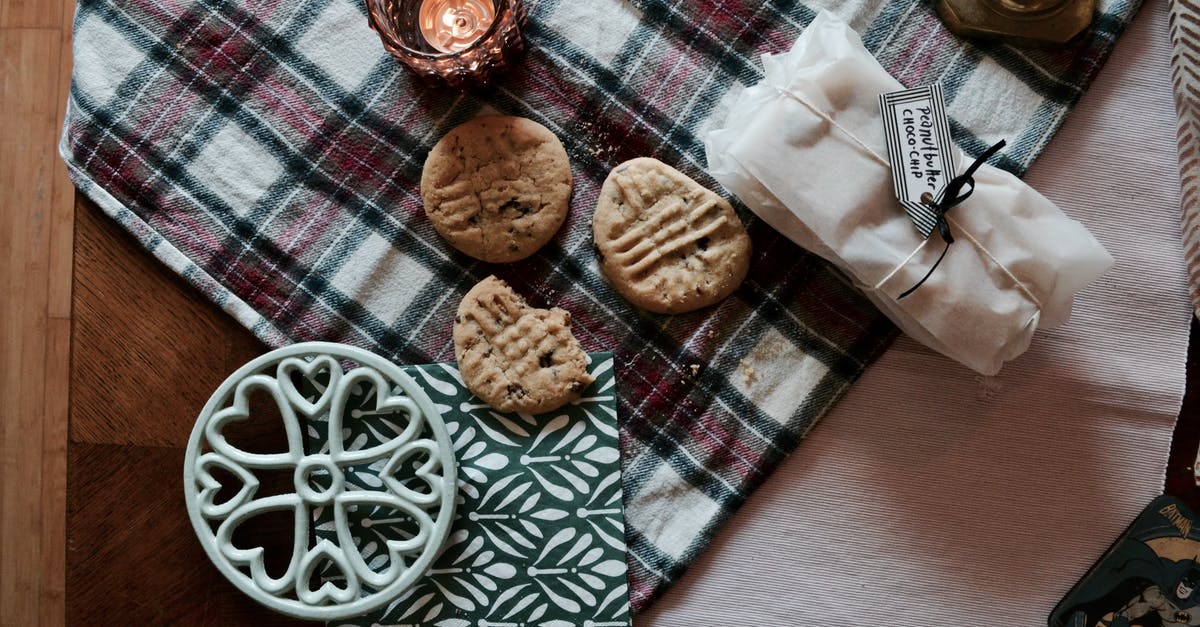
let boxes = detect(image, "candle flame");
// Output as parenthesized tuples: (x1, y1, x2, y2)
(419, 0, 495, 54)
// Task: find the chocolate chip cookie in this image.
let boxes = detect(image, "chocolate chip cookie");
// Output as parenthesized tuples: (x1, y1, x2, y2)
(421, 116, 572, 263)
(592, 157, 750, 314)
(453, 276, 593, 414)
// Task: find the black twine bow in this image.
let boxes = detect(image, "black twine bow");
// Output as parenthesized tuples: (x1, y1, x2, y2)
(897, 139, 1007, 300)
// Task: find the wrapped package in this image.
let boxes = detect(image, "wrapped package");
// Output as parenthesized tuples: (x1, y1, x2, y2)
(704, 10, 1113, 375)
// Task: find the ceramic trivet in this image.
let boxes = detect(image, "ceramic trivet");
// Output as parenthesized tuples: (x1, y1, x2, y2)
(183, 342, 457, 621)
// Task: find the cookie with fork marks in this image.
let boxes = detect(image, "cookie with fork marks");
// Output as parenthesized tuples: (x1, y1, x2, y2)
(453, 276, 593, 414)
(421, 116, 572, 263)
(592, 157, 750, 313)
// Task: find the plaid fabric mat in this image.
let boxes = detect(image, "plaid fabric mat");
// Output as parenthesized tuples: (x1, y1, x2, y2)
(62, 0, 1140, 612)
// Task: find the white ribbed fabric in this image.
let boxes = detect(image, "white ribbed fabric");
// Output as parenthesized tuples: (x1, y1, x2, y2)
(641, 2, 1192, 625)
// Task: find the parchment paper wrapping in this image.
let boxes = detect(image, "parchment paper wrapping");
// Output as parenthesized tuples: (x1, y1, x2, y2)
(705, 11, 1114, 375)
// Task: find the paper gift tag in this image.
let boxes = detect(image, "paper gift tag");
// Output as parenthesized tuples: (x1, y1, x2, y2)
(878, 83, 957, 238)
(1050, 495, 1200, 626)
(302, 353, 632, 627)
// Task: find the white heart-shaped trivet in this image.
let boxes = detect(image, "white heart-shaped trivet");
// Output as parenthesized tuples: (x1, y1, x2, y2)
(183, 342, 457, 621)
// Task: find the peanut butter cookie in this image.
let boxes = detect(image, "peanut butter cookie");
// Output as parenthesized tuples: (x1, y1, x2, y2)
(421, 116, 572, 263)
(592, 157, 750, 313)
(453, 276, 593, 414)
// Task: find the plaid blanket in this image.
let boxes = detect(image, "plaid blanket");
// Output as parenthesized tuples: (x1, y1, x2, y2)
(62, 0, 1140, 611)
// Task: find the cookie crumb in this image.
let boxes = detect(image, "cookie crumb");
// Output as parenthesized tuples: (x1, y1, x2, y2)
(739, 359, 756, 386)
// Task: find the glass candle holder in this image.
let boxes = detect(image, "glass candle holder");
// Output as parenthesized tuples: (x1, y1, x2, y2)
(366, 0, 526, 88)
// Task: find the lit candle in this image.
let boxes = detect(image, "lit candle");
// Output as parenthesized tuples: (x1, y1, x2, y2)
(419, 0, 495, 54)
(366, 0, 525, 86)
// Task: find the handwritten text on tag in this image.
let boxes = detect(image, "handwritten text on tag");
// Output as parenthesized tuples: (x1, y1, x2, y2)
(879, 84, 957, 238)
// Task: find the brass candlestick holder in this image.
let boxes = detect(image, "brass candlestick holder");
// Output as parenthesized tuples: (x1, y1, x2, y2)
(936, 0, 1094, 46)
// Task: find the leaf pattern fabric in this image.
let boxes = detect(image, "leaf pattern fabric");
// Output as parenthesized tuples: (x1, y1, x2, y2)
(305, 354, 631, 627)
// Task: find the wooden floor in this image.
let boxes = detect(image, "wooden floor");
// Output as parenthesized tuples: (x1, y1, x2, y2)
(68, 194, 292, 625)
(0, 1, 290, 620)
(1, 0, 75, 624)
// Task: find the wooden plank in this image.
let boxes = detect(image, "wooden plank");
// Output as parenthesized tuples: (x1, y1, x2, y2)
(0, 0, 62, 29)
(0, 27, 60, 627)
(71, 197, 268, 448)
(40, 1, 75, 623)
(39, 317, 69, 627)
(49, 0, 74, 320)
(67, 442, 300, 626)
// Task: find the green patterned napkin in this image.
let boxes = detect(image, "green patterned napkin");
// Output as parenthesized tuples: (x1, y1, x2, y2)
(303, 353, 631, 626)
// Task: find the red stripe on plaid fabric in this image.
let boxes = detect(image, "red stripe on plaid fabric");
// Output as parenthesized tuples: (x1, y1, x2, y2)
(309, 120, 414, 198)
(251, 74, 340, 145)
(520, 45, 687, 153)
(548, 296, 629, 358)
(686, 410, 769, 483)
(156, 212, 227, 261)
(275, 194, 346, 257)
(891, 14, 948, 87)
(125, 0, 199, 33)
(224, 258, 295, 314)
(744, 220, 880, 351)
